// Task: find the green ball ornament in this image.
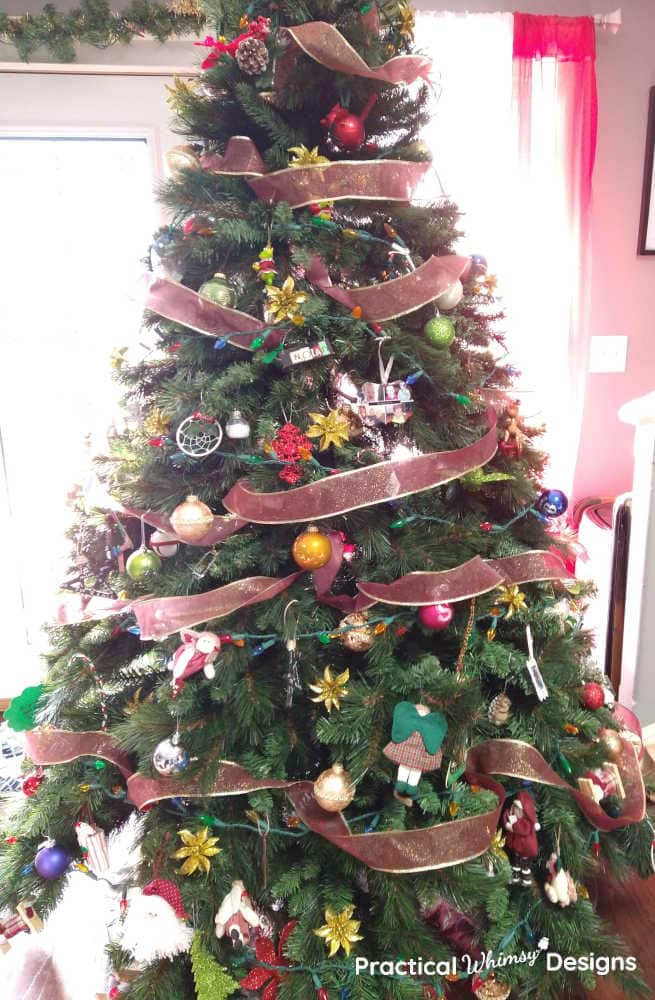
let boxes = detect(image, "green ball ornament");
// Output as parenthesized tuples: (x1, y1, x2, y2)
(125, 546, 162, 581)
(424, 316, 455, 347)
(198, 271, 236, 308)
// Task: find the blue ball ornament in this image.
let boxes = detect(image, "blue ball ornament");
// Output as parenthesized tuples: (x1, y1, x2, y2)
(35, 841, 71, 880)
(536, 489, 569, 519)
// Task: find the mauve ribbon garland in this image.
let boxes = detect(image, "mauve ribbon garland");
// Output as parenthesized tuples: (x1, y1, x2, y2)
(24, 730, 645, 873)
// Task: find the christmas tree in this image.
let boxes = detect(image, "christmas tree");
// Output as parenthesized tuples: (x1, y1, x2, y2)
(1, 3, 652, 999)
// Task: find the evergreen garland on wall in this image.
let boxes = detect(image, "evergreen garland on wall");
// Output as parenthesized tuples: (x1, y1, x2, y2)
(0, 0, 205, 62)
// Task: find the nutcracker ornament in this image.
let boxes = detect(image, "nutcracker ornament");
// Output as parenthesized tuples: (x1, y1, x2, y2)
(169, 629, 222, 696)
(214, 880, 263, 947)
(502, 791, 541, 886)
(383, 702, 448, 806)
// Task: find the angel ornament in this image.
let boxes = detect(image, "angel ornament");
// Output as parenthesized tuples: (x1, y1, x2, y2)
(383, 702, 448, 807)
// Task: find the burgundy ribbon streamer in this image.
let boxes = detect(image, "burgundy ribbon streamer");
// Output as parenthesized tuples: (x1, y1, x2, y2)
(25, 728, 645, 873)
(307, 253, 471, 321)
(223, 411, 498, 523)
(285, 21, 432, 85)
(358, 551, 569, 606)
(144, 274, 264, 348)
(133, 572, 303, 640)
(56, 594, 136, 626)
(201, 136, 430, 208)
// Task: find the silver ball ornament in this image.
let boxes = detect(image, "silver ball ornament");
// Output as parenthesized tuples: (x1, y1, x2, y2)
(152, 734, 190, 775)
(435, 279, 464, 311)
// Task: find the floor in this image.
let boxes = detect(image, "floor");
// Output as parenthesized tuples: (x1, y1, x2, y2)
(588, 872, 655, 998)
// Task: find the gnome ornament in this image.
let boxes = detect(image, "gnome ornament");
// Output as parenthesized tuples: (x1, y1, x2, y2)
(170, 630, 222, 696)
(214, 880, 263, 947)
(383, 702, 448, 806)
(502, 791, 540, 886)
(121, 879, 193, 964)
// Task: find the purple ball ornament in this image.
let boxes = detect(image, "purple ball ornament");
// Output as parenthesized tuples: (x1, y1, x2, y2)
(34, 839, 71, 880)
(418, 603, 454, 630)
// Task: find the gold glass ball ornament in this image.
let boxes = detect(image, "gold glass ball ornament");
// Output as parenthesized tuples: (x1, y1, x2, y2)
(291, 524, 333, 571)
(164, 144, 200, 176)
(473, 975, 512, 1000)
(169, 495, 214, 543)
(198, 272, 237, 309)
(337, 612, 376, 652)
(313, 762, 355, 813)
(600, 728, 623, 761)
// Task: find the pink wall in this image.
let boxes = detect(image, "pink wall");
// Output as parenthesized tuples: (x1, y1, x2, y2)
(419, 0, 655, 502)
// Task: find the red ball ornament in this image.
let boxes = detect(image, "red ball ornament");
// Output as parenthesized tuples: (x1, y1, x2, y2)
(331, 112, 365, 150)
(581, 681, 605, 711)
(317, 990, 329, 1000)
(418, 603, 454, 630)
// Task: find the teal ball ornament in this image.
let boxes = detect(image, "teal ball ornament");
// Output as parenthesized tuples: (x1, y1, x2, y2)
(126, 546, 162, 581)
(424, 316, 455, 347)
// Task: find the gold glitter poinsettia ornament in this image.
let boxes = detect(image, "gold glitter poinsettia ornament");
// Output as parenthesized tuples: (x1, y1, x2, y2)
(265, 277, 308, 323)
(496, 583, 528, 617)
(288, 144, 330, 167)
(143, 407, 171, 437)
(309, 667, 350, 713)
(306, 409, 350, 450)
(314, 905, 363, 956)
(398, 1, 416, 37)
(172, 827, 221, 875)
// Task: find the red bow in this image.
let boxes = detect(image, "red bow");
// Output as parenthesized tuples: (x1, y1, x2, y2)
(240, 921, 298, 1000)
(196, 17, 271, 70)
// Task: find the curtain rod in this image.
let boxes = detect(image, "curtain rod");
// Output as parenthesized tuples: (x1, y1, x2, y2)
(594, 7, 621, 33)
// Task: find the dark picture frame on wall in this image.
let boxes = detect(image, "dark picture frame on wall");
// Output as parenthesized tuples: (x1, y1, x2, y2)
(638, 86, 655, 254)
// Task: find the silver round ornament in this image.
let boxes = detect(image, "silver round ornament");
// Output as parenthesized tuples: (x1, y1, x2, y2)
(225, 409, 251, 440)
(149, 529, 180, 559)
(176, 413, 223, 457)
(435, 279, 464, 311)
(152, 733, 190, 775)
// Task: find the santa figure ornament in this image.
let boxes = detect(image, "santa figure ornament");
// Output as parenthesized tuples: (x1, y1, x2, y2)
(170, 630, 222, 696)
(502, 791, 540, 886)
(121, 879, 193, 964)
(383, 702, 448, 807)
(214, 880, 263, 947)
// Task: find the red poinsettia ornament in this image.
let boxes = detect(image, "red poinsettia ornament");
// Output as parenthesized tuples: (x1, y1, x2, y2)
(240, 920, 297, 1000)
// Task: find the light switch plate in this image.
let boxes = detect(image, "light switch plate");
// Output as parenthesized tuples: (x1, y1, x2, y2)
(589, 335, 628, 373)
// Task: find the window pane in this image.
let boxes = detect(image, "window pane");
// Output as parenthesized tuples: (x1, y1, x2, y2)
(0, 136, 156, 694)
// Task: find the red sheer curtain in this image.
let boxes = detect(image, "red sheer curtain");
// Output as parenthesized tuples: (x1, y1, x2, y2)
(511, 14, 597, 496)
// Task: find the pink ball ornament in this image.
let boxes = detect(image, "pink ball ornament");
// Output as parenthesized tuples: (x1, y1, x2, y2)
(418, 603, 454, 630)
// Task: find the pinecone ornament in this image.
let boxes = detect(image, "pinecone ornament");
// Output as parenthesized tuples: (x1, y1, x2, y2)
(236, 37, 269, 75)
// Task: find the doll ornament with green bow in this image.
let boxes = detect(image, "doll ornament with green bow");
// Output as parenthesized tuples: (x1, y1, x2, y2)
(383, 702, 448, 807)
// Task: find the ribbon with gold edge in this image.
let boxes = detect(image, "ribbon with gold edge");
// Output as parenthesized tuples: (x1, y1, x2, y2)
(284, 22, 433, 85)
(201, 136, 430, 208)
(56, 593, 137, 626)
(357, 551, 569, 606)
(25, 730, 645, 872)
(306, 253, 471, 322)
(144, 273, 264, 348)
(223, 411, 498, 523)
(133, 571, 304, 640)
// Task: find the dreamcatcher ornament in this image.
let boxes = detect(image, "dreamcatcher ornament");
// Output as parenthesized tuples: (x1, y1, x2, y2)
(176, 411, 223, 457)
